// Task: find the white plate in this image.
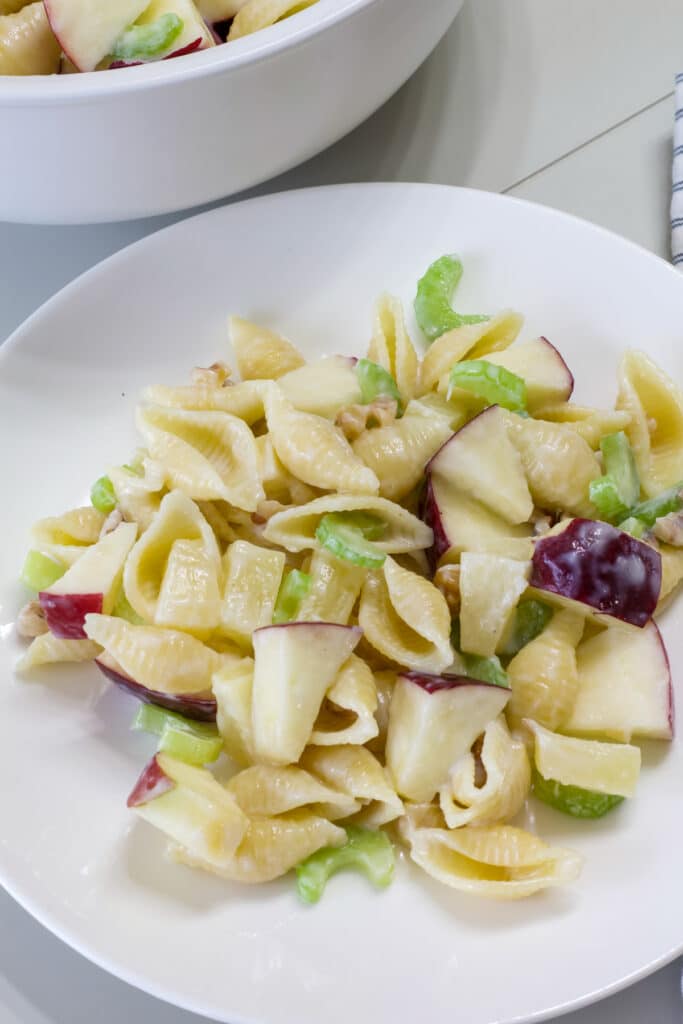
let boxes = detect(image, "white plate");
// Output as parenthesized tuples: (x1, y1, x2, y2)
(1, 184, 681, 1024)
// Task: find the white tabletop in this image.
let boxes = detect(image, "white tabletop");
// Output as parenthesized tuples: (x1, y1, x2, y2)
(1, 1, 682, 1021)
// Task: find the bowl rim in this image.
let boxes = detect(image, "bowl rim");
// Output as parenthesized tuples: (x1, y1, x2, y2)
(0, 0, 373, 105)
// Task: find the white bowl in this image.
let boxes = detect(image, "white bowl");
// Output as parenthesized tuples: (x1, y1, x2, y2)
(0, 0, 463, 225)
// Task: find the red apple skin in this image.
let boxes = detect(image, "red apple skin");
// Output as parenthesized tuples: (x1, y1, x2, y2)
(531, 518, 661, 627)
(39, 592, 103, 639)
(95, 659, 217, 721)
(421, 476, 451, 569)
(108, 36, 202, 69)
(127, 754, 174, 808)
(539, 336, 575, 400)
(399, 671, 506, 695)
(653, 620, 675, 738)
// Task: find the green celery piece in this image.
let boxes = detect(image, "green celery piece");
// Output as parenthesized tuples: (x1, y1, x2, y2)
(498, 599, 553, 658)
(20, 549, 66, 592)
(462, 653, 509, 688)
(132, 703, 222, 766)
(273, 569, 311, 624)
(356, 359, 404, 415)
(112, 587, 146, 625)
(448, 360, 527, 413)
(296, 826, 394, 904)
(316, 513, 386, 569)
(533, 771, 624, 819)
(414, 255, 489, 343)
(630, 483, 683, 527)
(588, 476, 631, 524)
(600, 432, 640, 507)
(90, 475, 117, 514)
(111, 13, 183, 61)
(342, 511, 387, 540)
(618, 516, 646, 539)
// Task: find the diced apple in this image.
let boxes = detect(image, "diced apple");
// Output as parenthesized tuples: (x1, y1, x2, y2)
(130, 0, 215, 59)
(485, 338, 574, 413)
(95, 653, 217, 721)
(531, 518, 661, 627)
(44, 0, 149, 70)
(459, 553, 530, 657)
(427, 406, 533, 526)
(422, 476, 533, 568)
(524, 719, 641, 798)
(385, 672, 510, 802)
(39, 522, 137, 638)
(196, 0, 248, 22)
(251, 623, 362, 765)
(565, 621, 673, 741)
(127, 753, 248, 869)
(277, 356, 361, 418)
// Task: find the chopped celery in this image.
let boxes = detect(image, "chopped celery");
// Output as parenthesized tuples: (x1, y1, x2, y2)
(498, 599, 553, 658)
(341, 511, 387, 540)
(20, 549, 66, 592)
(630, 483, 683, 527)
(316, 513, 386, 569)
(448, 360, 527, 413)
(619, 516, 646, 539)
(132, 703, 222, 766)
(112, 587, 146, 625)
(462, 653, 509, 688)
(273, 569, 311, 624)
(414, 255, 489, 342)
(90, 475, 117, 514)
(296, 825, 395, 904)
(600, 432, 640, 507)
(533, 771, 623, 819)
(589, 476, 631, 524)
(356, 359, 404, 415)
(111, 13, 183, 61)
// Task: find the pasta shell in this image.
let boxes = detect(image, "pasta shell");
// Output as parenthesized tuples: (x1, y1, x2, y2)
(367, 294, 419, 403)
(507, 609, 584, 729)
(300, 744, 404, 827)
(169, 810, 345, 884)
(439, 716, 531, 829)
(142, 379, 267, 424)
(367, 669, 396, 756)
(297, 548, 365, 625)
(534, 403, 632, 450)
(0, 2, 60, 76)
(84, 614, 224, 695)
(418, 311, 523, 395)
(109, 457, 166, 532)
(263, 493, 433, 554)
(310, 654, 379, 747)
(123, 490, 222, 631)
(256, 435, 319, 507)
(229, 316, 305, 380)
(399, 808, 582, 900)
(137, 405, 263, 510)
(264, 387, 379, 495)
(358, 556, 453, 672)
(16, 634, 101, 672)
(352, 402, 452, 501)
(218, 540, 285, 646)
(213, 657, 255, 766)
(506, 415, 600, 516)
(616, 350, 683, 496)
(225, 764, 360, 820)
(30, 506, 105, 567)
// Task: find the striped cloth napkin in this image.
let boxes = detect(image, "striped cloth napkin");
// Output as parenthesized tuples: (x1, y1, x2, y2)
(672, 73, 683, 266)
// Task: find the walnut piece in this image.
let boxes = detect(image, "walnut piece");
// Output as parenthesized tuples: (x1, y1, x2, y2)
(335, 399, 398, 442)
(653, 511, 683, 547)
(16, 600, 48, 639)
(191, 361, 232, 388)
(434, 564, 461, 614)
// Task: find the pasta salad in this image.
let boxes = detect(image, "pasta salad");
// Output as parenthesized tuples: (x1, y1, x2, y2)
(15, 254, 680, 903)
(0, 0, 317, 76)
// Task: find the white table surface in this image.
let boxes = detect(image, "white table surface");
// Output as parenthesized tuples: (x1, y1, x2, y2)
(1, 1, 681, 1021)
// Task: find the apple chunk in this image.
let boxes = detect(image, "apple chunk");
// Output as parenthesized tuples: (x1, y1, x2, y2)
(251, 623, 362, 765)
(459, 552, 530, 657)
(565, 621, 673, 741)
(386, 672, 510, 802)
(427, 405, 533, 526)
(131, 0, 215, 58)
(44, 0, 149, 70)
(531, 518, 661, 627)
(524, 719, 641, 797)
(485, 338, 574, 412)
(39, 522, 137, 638)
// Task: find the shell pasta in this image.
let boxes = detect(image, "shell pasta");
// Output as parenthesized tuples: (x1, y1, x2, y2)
(14, 254, 679, 910)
